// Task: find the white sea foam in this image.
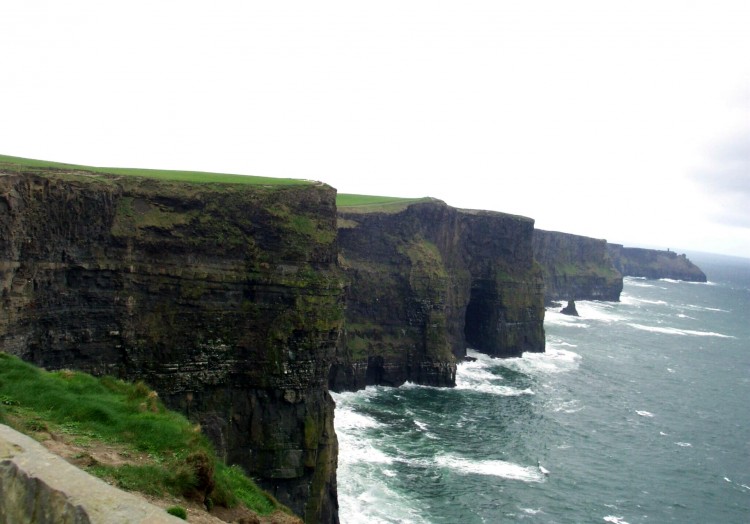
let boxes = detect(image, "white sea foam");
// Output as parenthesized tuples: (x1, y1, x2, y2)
(573, 301, 625, 322)
(544, 310, 591, 328)
(636, 410, 655, 418)
(627, 323, 734, 338)
(521, 507, 543, 515)
(659, 431, 668, 436)
(675, 442, 692, 447)
(434, 454, 544, 482)
(500, 345, 581, 375)
(603, 516, 630, 524)
(684, 303, 729, 313)
(456, 352, 536, 396)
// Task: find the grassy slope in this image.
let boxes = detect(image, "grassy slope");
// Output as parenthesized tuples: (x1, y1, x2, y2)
(336, 193, 434, 213)
(0, 154, 311, 186)
(0, 353, 287, 518)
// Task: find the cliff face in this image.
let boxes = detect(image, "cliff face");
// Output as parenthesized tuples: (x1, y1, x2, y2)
(330, 200, 545, 391)
(607, 244, 707, 282)
(533, 230, 623, 303)
(0, 171, 344, 523)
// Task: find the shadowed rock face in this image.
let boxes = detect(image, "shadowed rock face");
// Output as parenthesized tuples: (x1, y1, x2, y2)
(0, 172, 343, 523)
(607, 244, 707, 282)
(533, 229, 623, 303)
(330, 201, 545, 392)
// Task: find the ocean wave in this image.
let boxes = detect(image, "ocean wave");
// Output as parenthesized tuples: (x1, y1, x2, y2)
(434, 454, 544, 482)
(603, 516, 630, 524)
(457, 353, 536, 396)
(683, 304, 729, 313)
(502, 346, 582, 375)
(675, 442, 692, 447)
(636, 410, 655, 418)
(455, 381, 535, 396)
(627, 323, 734, 338)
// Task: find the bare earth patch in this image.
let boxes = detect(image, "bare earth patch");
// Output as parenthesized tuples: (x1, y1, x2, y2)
(36, 430, 301, 524)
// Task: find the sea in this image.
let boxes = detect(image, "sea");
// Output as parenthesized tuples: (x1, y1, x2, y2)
(332, 253, 750, 524)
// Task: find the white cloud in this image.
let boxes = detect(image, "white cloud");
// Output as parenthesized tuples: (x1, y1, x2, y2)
(2, 0, 750, 257)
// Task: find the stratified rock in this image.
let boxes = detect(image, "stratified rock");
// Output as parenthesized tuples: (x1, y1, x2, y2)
(607, 245, 707, 282)
(533, 229, 623, 303)
(560, 300, 579, 316)
(330, 199, 545, 391)
(0, 170, 344, 523)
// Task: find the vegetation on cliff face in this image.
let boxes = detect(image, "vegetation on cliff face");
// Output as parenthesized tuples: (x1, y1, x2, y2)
(532, 229, 623, 303)
(331, 198, 545, 392)
(0, 157, 343, 523)
(0, 353, 291, 519)
(607, 244, 707, 282)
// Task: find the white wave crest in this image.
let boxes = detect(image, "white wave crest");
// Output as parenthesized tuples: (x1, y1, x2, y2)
(604, 516, 630, 524)
(435, 454, 544, 482)
(457, 352, 536, 396)
(636, 410, 655, 418)
(675, 442, 692, 447)
(627, 323, 734, 338)
(505, 345, 582, 375)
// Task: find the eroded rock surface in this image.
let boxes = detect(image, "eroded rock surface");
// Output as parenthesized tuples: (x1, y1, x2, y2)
(607, 244, 707, 282)
(0, 171, 343, 523)
(533, 229, 623, 303)
(330, 200, 545, 391)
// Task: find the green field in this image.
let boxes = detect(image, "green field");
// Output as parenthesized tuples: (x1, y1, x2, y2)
(336, 193, 435, 213)
(0, 154, 310, 186)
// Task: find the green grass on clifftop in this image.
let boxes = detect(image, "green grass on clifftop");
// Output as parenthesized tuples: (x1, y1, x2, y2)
(0, 353, 286, 517)
(337, 193, 435, 213)
(0, 154, 311, 186)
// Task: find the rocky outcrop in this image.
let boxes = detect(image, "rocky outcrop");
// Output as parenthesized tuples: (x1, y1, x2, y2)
(532, 229, 623, 303)
(560, 300, 579, 316)
(607, 244, 707, 282)
(0, 424, 181, 523)
(330, 200, 545, 391)
(0, 170, 344, 523)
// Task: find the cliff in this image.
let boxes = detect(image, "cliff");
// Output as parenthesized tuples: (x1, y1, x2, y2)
(533, 229, 623, 303)
(0, 159, 344, 523)
(329, 198, 545, 391)
(607, 244, 707, 282)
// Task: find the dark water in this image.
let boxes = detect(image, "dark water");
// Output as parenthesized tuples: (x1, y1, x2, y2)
(333, 254, 750, 523)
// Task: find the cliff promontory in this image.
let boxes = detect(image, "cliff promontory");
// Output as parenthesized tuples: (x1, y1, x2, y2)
(607, 244, 707, 282)
(533, 229, 623, 303)
(0, 157, 344, 523)
(330, 197, 545, 391)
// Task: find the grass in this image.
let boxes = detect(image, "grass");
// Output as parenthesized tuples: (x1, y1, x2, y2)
(0, 153, 311, 186)
(0, 353, 284, 517)
(336, 193, 434, 213)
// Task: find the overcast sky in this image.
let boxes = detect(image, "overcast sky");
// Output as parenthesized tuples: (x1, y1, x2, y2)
(3, 1, 749, 257)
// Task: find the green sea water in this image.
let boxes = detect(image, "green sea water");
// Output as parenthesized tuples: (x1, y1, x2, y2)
(333, 254, 750, 523)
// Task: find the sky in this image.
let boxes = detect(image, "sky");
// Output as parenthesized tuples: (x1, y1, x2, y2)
(2, 1, 749, 258)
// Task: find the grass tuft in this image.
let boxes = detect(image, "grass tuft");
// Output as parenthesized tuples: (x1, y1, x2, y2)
(0, 353, 286, 517)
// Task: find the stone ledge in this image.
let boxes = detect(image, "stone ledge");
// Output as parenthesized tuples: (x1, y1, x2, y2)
(0, 424, 182, 524)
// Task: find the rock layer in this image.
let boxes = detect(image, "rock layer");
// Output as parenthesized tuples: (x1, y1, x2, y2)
(0, 171, 344, 523)
(533, 229, 623, 303)
(607, 244, 707, 282)
(330, 200, 545, 391)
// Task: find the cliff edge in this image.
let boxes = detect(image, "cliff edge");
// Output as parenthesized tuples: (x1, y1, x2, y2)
(0, 158, 344, 523)
(607, 244, 707, 282)
(330, 198, 545, 391)
(533, 229, 623, 303)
